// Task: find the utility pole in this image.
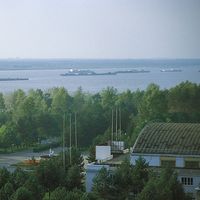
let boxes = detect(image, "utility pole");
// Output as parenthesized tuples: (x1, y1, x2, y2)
(75, 112, 77, 149)
(111, 109, 114, 143)
(119, 107, 121, 138)
(62, 113, 66, 169)
(116, 108, 118, 141)
(69, 113, 72, 165)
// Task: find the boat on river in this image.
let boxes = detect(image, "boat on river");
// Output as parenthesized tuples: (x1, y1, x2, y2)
(115, 69, 150, 73)
(60, 69, 116, 76)
(61, 68, 150, 76)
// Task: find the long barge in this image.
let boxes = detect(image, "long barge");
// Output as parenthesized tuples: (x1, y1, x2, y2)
(61, 69, 150, 76)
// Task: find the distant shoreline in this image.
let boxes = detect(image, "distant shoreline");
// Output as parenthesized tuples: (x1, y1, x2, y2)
(0, 58, 200, 71)
(0, 78, 29, 81)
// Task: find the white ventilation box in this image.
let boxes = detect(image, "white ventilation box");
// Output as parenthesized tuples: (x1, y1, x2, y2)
(112, 141, 124, 151)
(95, 146, 113, 162)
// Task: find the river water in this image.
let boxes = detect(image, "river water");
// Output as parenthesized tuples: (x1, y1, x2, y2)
(0, 59, 199, 93)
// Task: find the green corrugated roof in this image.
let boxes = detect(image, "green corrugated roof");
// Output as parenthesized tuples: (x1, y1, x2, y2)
(132, 123, 200, 155)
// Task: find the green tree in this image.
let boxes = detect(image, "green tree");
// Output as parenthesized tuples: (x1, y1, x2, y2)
(12, 186, 33, 200)
(0, 122, 17, 151)
(11, 168, 29, 189)
(50, 188, 88, 200)
(50, 187, 68, 200)
(0, 167, 10, 189)
(137, 167, 192, 200)
(132, 157, 149, 194)
(136, 178, 159, 200)
(139, 84, 168, 121)
(36, 158, 64, 198)
(0, 92, 7, 126)
(2, 182, 14, 200)
(50, 87, 72, 137)
(24, 174, 44, 200)
(51, 87, 72, 115)
(92, 167, 114, 200)
(112, 159, 135, 199)
(76, 94, 107, 147)
(87, 145, 96, 163)
(66, 165, 83, 190)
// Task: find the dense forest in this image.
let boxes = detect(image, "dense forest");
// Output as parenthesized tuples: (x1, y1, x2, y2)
(0, 81, 200, 150)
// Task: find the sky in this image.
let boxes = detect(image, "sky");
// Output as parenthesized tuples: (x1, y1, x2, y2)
(0, 0, 200, 59)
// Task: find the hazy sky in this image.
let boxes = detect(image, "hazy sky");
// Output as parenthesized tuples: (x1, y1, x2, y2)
(0, 0, 200, 59)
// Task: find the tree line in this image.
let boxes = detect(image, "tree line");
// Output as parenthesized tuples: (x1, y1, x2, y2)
(0, 81, 200, 150)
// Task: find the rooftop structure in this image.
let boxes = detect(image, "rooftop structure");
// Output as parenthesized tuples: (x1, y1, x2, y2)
(131, 122, 200, 199)
(86, 149, 129, 192)
(132, 123, 200, 155)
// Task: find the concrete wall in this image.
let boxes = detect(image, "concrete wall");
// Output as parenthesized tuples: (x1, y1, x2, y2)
(130, 155, 160, 167)
(131, 154, 186, 168)
(176, 157, 184, 167)
(178, 175, 200, 197)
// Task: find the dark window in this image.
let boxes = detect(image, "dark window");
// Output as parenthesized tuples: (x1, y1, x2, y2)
(161, 160, 175, 167)
(185, 161, 199, 169)
(181, 177, 193, 185)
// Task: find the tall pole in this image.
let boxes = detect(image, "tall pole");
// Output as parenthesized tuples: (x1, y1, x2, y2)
(111, 109, 114, 143)
(69, 113, 72, 165)
(116, 108, 118, 141)
(63, 113, 65, 169)
(75, 112, 77, 149)
(119, 108, 121, 138)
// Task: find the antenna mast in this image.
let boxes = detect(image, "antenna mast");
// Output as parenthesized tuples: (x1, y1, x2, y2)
(119, 107, 121, 138)
(111, 109, 113, 143)
(69, 113, 72, 165)
(75, 112, 77, 148)
(116, 108, 118, 141)
(62, 113, 66, 169)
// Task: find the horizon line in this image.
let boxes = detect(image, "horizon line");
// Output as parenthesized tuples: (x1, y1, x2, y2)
(0, 57, 200, 60)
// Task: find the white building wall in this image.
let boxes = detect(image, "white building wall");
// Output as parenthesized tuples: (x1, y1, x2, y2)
(178, 175, 200, 195)
(130, 155, 160, 167)
(96, 146, 112, 161)
(176, 157, 184, 168)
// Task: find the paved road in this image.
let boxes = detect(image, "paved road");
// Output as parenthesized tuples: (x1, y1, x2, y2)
(0, 147, 63, 172)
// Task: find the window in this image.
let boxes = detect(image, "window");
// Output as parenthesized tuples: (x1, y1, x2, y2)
(181, 177, 193, 186)
(161, 160, 176, 167)
(185, 161, 199, 169)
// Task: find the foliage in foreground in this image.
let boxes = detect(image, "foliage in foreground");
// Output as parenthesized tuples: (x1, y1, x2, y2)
(91, 158, 192, 200)
(0, 148, 86, 200)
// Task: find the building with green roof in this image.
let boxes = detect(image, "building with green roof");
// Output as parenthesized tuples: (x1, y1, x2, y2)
(131, 123, 200, 199)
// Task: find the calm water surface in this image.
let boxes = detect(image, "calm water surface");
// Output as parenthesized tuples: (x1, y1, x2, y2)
(0, 59, 199, 93)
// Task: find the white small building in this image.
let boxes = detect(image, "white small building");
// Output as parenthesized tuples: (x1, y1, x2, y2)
(86, 145, 128, 192)
(131, 123, 200, 199)
(95, 145, 113, 162)
(86, 145, 112, 192)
